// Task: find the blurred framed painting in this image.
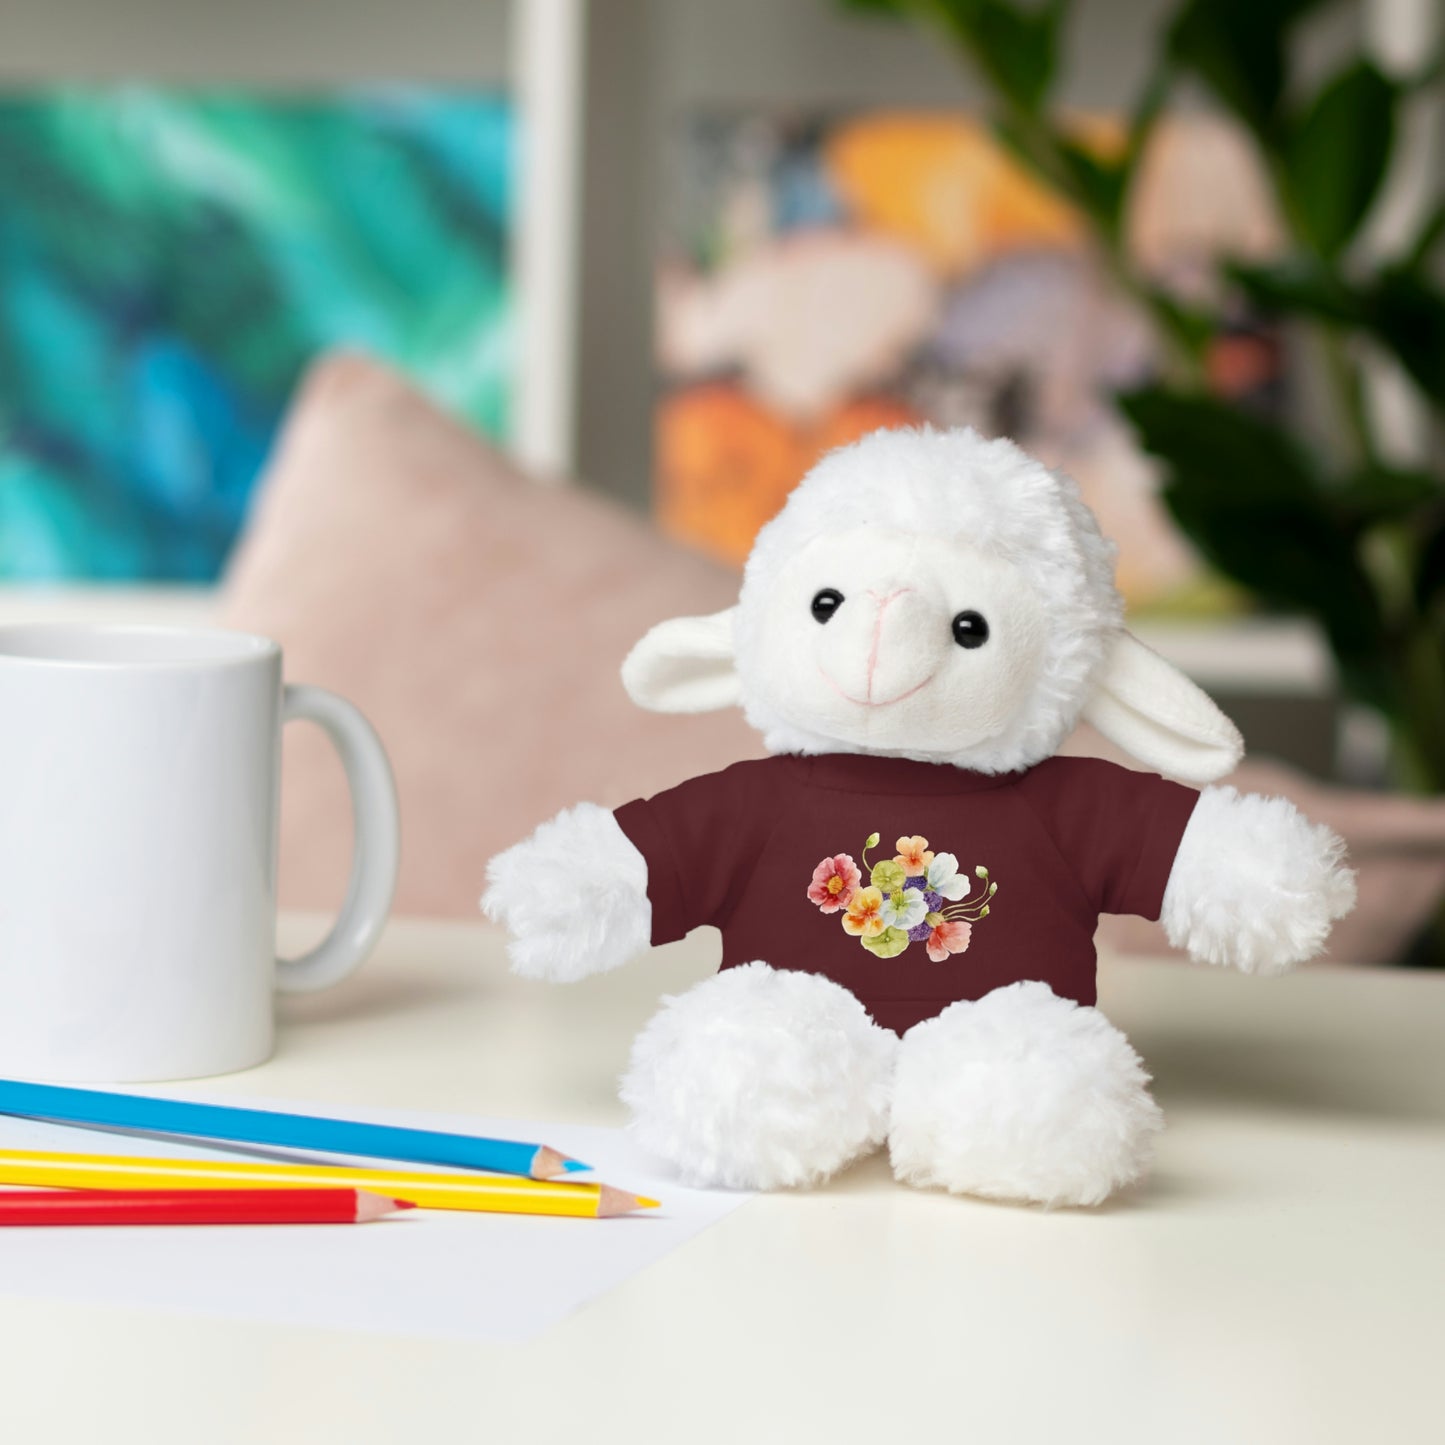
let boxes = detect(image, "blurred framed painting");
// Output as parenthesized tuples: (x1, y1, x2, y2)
(655, 109, 1285, 615)
(0, 86, 513, 580)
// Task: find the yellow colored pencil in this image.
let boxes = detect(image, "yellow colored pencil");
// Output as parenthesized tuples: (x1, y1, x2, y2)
(0, 1150, 658, 1218)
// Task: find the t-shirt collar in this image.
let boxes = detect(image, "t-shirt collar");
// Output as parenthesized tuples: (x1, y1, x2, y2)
(781, 751, 1021, 796)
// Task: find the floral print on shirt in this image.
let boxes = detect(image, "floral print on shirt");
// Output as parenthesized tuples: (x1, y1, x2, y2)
(806, 833, 997, 962)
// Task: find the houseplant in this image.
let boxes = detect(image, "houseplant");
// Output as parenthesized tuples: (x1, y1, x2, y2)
(843, 0, 1445, 798)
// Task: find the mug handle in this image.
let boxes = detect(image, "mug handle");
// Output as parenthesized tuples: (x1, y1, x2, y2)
(274, 685, 400, 994)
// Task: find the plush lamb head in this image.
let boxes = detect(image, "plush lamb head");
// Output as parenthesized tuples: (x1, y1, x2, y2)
(484, 426, 1355, 1208)
(622, 427, 1242, 785)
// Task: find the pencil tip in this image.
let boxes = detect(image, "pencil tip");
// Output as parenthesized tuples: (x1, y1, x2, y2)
(356, 1191, 417, 1222)
(532, 1148, 592, 1178)
(596, 1185, 659, 1217)
(530, 1146, 567, 1179)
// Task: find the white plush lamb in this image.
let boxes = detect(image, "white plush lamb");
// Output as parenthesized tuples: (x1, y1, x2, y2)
(483, 427, 1355, 1206)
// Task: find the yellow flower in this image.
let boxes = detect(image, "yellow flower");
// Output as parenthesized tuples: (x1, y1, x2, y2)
(841, 886, 886, 939)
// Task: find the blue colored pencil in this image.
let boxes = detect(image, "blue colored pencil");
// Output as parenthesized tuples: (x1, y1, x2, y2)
(0, 1079, 591, 1180)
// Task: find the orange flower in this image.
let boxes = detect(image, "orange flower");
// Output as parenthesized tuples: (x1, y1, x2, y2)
(894, 836, 934, 875)
(841, 886, 886, 939)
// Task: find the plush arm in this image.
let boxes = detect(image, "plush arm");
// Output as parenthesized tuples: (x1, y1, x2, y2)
(1161, 786, 1357, 976)
(480, 803, 653, 982)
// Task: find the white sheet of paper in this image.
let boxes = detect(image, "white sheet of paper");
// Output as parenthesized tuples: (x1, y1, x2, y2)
(0, 1099, 751, 1342)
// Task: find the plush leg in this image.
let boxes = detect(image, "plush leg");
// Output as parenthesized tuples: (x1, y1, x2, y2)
(621, 963, 898, 1190)
(888, 981, 1162, 1208)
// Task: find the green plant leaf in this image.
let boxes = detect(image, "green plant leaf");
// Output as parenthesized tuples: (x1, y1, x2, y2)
(1333, 467, 1444, 525)
(1406, 198, 1445, 269)
(1417, 518, 1445, 612)
(838, 0, 1069, 113)
(1227, 258, 1363, 323)
(1166, 0, 1331, 138)
(1284, 60, 1397, 257)
(1119, 386, 1320, 504)
(1118, 387, 1390, 704)
(1230, 260, 1445, 411)
(1367, 268, 1445, 407)
(1054, 134, 1127, 232)
(928, 1, 1071, 114)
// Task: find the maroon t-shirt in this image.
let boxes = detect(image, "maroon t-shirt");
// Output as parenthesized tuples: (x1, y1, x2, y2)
(614, 753, 1199, 1035)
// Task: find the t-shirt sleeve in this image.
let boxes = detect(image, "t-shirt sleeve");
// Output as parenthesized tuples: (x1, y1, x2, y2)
(1020, 757, 1201, 920)
(613, 765, 761, 946)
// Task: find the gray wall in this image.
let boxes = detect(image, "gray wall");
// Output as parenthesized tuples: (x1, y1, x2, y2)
(0, 0, 511, 82)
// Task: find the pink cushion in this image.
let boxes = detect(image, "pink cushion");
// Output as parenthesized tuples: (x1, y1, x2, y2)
(220, 353, 761, 918)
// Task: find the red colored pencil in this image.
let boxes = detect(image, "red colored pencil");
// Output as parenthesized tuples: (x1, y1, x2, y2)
(0, 1188, 414, 1226)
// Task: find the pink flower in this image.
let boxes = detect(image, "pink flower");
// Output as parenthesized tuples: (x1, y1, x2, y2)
(808, 854, 862, 913)
(926, 919, 972, 963)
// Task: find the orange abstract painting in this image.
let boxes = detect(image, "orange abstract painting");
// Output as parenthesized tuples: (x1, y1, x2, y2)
(655, 110, 1285, 609)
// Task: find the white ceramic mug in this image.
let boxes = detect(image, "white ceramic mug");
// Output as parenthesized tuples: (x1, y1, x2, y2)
(0, 624, 400, 1082)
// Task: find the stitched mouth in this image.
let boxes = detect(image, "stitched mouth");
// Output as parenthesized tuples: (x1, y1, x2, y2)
(819, 667, 936, 708)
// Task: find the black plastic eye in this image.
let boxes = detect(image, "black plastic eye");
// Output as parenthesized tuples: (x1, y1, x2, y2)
(952, 610, 989, 649)
(811, 589, 844, 624)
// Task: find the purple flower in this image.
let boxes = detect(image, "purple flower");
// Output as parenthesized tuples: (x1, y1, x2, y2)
(903, 877, 943, 925)
(907, 920, 932, 942)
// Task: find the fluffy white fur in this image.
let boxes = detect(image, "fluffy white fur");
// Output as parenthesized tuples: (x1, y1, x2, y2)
(888, 981, 1163, 1207)
(484, 426, 1356, 1205)
(1162, 785, 1357, 976)
(623, 426, 1240, 782)
(621, 963, 898, 1189)
(737, 427, 1123, 773)
(480, 803, 651, 982)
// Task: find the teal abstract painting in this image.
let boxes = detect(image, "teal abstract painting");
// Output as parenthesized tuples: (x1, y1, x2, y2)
(0, 87, 513, 581)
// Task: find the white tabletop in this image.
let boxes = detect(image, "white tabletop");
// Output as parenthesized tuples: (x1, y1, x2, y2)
(1, 917, 1441, 1445)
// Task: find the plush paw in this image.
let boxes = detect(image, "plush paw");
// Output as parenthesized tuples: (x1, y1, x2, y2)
(1162, 785, 1357, 976)
(889, 981, 1162, 1207)
(621, 963, 898, 1189)
(480, 803, 651, 981)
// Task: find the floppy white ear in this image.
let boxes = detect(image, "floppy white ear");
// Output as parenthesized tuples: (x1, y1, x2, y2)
(1081, 631, 1243, 784)
(621, 608, 741, 713)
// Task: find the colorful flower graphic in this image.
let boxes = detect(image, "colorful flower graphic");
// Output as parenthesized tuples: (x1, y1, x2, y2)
(893, 836, 934, 874)
(879, 887, 928, 931)
(869, 858, 907, 893)
(811, 833, 998, 962)
(807, 853, 862, 913)
(925, 852, 970, 902)
(926, 919, 973, 963)
(841, 886, 886, 938)
(861, 926, 910, 959)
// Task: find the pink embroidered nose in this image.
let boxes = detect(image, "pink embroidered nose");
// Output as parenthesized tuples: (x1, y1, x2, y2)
(865, 589, 914, 702)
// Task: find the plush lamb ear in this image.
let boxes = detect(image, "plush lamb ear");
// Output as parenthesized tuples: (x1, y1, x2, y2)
(1081, 631, 1244, 784)
(621, 608, 741, 713)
